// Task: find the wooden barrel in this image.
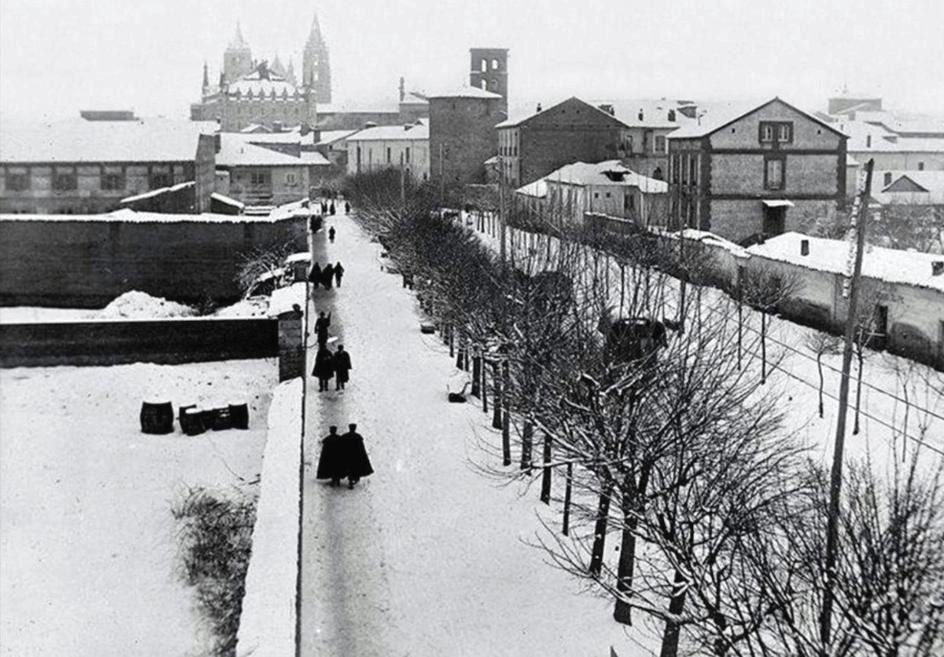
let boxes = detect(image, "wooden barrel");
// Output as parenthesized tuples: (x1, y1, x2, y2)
(140, 401, 174, 435)
(228, 402, 249, 430)
(181, 407, 205, 436)
(211, 407, 232, 431)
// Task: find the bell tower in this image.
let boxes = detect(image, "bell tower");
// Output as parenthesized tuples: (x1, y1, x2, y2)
(223, 22, 253, 85)
(302, 13, 332, 103)
(469, 47, 509, 112)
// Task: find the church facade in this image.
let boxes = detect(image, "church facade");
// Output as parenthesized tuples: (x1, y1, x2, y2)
(190, 18, 331, 132)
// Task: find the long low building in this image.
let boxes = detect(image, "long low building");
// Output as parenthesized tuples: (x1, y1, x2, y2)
(215, 134, 319, 208)
(346, 121, 429, 181)
(0, 118, 217, 214)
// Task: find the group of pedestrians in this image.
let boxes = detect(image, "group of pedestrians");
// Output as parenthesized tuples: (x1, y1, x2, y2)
(309, 261, 344, 289)
(316, 423, 373, 489)
(313, 343, 351, 392)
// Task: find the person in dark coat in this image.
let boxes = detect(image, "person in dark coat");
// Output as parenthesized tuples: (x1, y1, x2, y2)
(329, 202, 336, 216)
(332, 344, 351, 391)
(328, 226, 336, 243)
(321, 201, 328, 214)
(314, 311, 331, 347)
(308, 261, 322, 284)
(316, 426, 344, 486)
(313, 345, 335, 392)
(333, 262, 345, 287)
(341, 423, 373, 488)
(344, 201, 350, 214)
(321, 263, 335, 290)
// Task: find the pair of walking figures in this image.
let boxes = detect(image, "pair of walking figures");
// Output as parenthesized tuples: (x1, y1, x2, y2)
(316, 424, 373, 488)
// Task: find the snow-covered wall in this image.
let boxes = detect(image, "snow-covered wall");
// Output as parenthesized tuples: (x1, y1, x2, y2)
(236, 377, 303, 657)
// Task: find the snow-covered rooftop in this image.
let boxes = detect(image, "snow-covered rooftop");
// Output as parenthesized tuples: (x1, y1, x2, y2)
(516, 178, 547, 198)
(588, 98, 697, 129)
(345, 122, 428, 142)
(0, 208, 293, 224)
(834, 119, 944, 153)
(300, 151, 331, 165)
(543, 160, 668, 192)
(211, 192, 245, 209)
(315, 129, 360, 146)
(423, 86, 503, 100)
(216, 135, 306, 167)
(0, 118, 216, 163)
(747, 232, 944, 292)
(268, 283, 308, 317)
(495, 97, 628, 129)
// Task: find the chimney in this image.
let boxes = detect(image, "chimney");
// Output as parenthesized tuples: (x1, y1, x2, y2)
(668, 109, 676, 122)
(399, 76, 406, 102)
(800, 239, 810, 256)
(272, 121, 283, 133)
(536, 103, 542, 113)
(933, 261, 944, 276)
(638, 109, 644, 121)
(598, 103, 615, 116)
(866, 134, 872, 148)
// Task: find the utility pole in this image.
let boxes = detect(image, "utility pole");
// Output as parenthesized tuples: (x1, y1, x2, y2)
(820, 158, 874, 651)
(498, 171, 507, 264)
(439, 142, 445, 207)
(399, 151, 406, 208)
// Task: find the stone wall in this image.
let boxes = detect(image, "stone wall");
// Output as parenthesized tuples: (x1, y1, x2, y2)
(0, 215, 307, 307)
(429, 97, 504, 186)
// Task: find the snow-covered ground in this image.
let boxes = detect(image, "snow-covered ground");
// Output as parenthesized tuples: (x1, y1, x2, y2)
(471, 219, 944, 472)
(0, 359, 276, 657)
(299, 209, 653, 657)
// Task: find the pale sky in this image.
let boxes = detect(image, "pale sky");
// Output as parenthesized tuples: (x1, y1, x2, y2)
(1, 0, 943, 121)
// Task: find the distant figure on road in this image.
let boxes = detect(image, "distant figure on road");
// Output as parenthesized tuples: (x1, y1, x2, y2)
(321, 263, 335, 290)
(328, 226, 336, 243)
(321, 201, 328, 215)
(308, 261, 322, 284)
(329, 202, 336, 216)
(341, 424, 373, 488)
(332, 345, 352, 391)
(313, 345, 335, 392)
(314, 311, 331, 346)
(334, 262, 345, 287)
(316, 425, 344, 486)
(344, 201, 350, 214)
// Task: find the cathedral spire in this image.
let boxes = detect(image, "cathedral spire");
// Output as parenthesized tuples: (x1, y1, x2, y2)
(229, 21, 248, 50)
(307, 13, 322, 44)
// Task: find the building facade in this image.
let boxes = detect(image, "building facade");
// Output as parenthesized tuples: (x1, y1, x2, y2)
(666, 98, 847, 244)
(469, 48, 509, 115)
(346, 122, 430, 180)
(215, 136, 310, 208)
(496, 97, 629, 187)
(0, 118, 216, 214)
(428, 87, 505, 187)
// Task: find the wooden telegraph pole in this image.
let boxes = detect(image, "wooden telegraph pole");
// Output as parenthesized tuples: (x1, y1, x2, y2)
(819, 158, 874, 651)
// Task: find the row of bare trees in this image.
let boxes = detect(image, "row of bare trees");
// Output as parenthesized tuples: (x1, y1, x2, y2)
(344, 170, 944, 657)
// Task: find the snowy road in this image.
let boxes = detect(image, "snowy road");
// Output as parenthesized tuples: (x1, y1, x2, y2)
(299, 210, 640, 656)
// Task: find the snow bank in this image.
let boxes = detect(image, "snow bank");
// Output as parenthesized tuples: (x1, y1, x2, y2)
(90, 290, 197, 319)
(268, 283, 308, 317)
(214, 297, 270, 318)
(235, 378, 303, 657)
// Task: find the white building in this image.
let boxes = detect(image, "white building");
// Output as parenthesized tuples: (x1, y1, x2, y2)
(346, 121, 429, 181)
(539, 160, 667, 226)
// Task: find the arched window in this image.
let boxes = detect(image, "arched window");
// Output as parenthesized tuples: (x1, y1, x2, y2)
(490, 79, 497, 90)
(480, 59, 487, 72)
(491, 58, 499, 70)
(480, 79, 487, 90)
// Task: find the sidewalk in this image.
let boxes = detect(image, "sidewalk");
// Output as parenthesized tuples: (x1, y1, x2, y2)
(299, 209, 639, 657)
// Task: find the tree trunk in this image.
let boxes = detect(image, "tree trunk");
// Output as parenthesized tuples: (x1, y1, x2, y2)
(482, 359, 489, 413)
(760, 312, 767, 384)
(736, 300, 743, 371)
(501, 360, 511, 466)
(817, 354, 825, 418)
(455, 335, 464, 369)
(540, 433, 552, 504)
(491, 361, 502, 429)
(471, 354, 481, 398)
(562, 462, 573, 536)
(588, 478, 614, 577)
(659, 566, 689, 657)
(449, 325, 455, 358)
(853, 349, 864, 435)
(520, 420, 533, 470)
(614, 472, 641, 625)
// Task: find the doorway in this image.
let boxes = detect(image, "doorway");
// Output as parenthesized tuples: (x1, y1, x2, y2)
(763, 205, 785, 235)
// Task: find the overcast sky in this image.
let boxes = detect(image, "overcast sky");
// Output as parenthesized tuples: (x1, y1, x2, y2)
(1, 0, 942, 121)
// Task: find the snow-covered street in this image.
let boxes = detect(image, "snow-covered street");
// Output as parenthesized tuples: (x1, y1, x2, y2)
(299, 209, 644, 657)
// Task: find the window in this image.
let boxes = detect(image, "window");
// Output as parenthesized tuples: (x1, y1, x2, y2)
(480, 59, 487, 73)
(5, 171, 29, 191)
(689, 155, 697, 184)
(759, 121, 793, 145)
(386, 147, 392, 163)
(53, 171, 77, 191)
(249, 171, 269, 186)
(405, 147, 411, 163)
(605, 192, 611, 198)
(652, 166, 663, 181)
(150, 173, 172, 189)
(654, 135, 666, 154)
(764, 155, 785, 190)
(884, 172, 892, 187)
(286, 172, 297, 185)
(491, 58, 499, 70)
(919, 162, 925, 171)
(101, 172, 124, 191)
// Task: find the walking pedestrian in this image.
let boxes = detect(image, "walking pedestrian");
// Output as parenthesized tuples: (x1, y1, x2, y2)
(312, 345, 335, 392)
(316, 425, 344, 486)
(314, 311, 331, 346)
(333, 262, 345, 287)
(321, 263, 335, 290)
(340, 423, 373, 489)
(329, 202, 336, 216)
(344, 201, 350, 214)
(332, 344, 351, 391)
(321, 201, 328, 215)
(328, 226, 336, 243)
(308, 261, 322, 284)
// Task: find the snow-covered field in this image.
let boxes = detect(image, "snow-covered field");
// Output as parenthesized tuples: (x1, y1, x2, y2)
(0, 359, 277, 657)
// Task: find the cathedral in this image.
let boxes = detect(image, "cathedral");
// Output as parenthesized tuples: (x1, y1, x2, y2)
(190, 17, 332, 132)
